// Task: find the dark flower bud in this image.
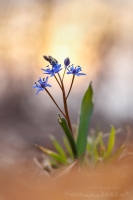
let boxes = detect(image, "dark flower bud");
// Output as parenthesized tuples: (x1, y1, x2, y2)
(48, 56, 54, 64)
(48, 56, 58, 66)
(43, 55, 49, 62)
(64, 57, 70, 66)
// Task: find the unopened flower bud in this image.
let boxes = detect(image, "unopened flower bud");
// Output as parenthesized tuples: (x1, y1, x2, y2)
(48, 56, 58, 65)
(48, 56, 54, 63)
(64, 57, 70, 66)
(43, 55, 49, 62)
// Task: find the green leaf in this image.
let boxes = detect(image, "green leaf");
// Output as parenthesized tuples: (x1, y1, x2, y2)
(105, 144, 125, 163)
(34, 144, 67, 164)
(94, 132, 103, 146)
(86, 137, 93, 154)
(105, 126, 115, 159)
(99, 134, 106, 157)
(58, 114, 78, 159)
(93, 132, 104, 160)
(86, 135, 95, 159)
(49, 135, 67, 163)
(63, 136, 74, 160)
(76, 82, 94, 158)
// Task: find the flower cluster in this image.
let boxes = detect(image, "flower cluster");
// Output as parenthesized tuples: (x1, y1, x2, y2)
(32, 55, 86, 94)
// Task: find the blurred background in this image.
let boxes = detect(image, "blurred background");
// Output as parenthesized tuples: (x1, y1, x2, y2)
(0, 0, 133, 162)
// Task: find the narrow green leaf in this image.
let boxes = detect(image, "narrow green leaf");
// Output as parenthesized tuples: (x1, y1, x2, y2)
(86, 138, 92, 154)
(94, 132, 104, 159)
(49, 135, 67, 163)
(58, 114, 78, 159)
(99, 135, 104, 146)
(94, 132, 103, 146)
(105, 144, 125, 163)
(86, 136, 95, 157)
(99, 135, 106, 157)
(34, 144, 67, 164)
(105, 126, 115, 159)
(93, 147, 99, 161)
(63, 136, 74, 159)
(76, 82, 94, 157)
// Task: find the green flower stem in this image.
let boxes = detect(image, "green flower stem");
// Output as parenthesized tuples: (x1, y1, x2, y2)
(54, 75, 62, 89)
(45, 88, 66, 118)
(58, 73, 73, 136)
(62, 67, 66, 81)
(66, 74, 75, 100)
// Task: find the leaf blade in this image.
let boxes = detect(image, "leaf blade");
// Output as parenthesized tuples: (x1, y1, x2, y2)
(76, 82, 94, 157)
(63, 136, 74, 160)
(105, 126, 115, 159)
(58, 115, 78, 159)
(49, 135, 67, 162)
(34, 144, 66, 164)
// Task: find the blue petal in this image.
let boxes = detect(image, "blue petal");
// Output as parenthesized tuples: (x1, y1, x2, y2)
(76, 73, 86, 76)
(38, 77, 43, 84)
(76, 67, 82, 73)
(46, 84, 52, 87)
(43, 69, 51, 72)
(54, 64, 61, 69)
(57, 68, 62, 72)
(69, 65, 74, 70)
(45, 76, 49, 84)
(32, 85, 38, 88)
(36, 88, 43, 95)
(67, 71, 73, 74)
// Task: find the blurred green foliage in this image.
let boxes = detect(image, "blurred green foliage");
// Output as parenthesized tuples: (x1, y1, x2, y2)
(35, 126, 126, 168)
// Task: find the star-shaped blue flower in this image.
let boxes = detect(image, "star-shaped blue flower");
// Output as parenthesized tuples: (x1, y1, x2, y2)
(41, 63, 62, 77)
(32, 76, 51, 95)
(66, 65, 86, 76)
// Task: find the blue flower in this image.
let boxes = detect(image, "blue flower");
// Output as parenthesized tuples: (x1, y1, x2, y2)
(41, 63, 62, 77)
(32, 76, 51, 95)
(66, 65, 86, 76)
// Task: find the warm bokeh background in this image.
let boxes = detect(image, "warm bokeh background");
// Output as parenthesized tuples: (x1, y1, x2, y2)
(0, 0, 133, 162)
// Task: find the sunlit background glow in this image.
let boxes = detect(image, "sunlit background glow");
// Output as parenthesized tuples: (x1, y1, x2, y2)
(0, 0, 133, 160)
